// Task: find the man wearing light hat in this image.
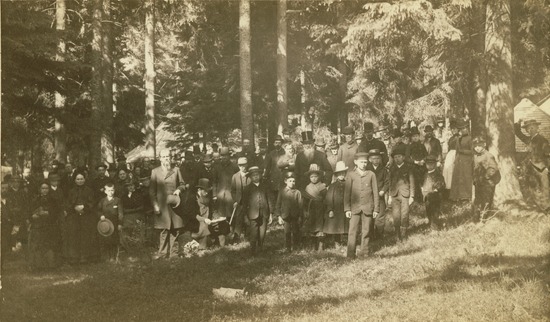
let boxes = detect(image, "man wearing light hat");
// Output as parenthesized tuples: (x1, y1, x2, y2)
(358, 122, 389, 166)
(337, 126, 359, 170)
(515, 118, 550, 212)
(213, 147, 239, 223)
(230, 157, 251, 242)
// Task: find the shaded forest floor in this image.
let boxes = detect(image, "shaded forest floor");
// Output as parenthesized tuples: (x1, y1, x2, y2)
(2, 203, 550, 321)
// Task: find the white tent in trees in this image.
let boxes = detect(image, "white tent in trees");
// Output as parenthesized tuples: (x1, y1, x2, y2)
(125, 122, 180, 162)
(514, 97, 550, 152)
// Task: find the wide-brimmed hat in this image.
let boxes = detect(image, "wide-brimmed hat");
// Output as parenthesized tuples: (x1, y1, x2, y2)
(334, 161, 348, 173)
(237, 157, 248, 165)
(167, 194, 181, 208)
(305, 163, 323, 176)
(368, 149, 383, 157)
(342, 126, 354, 135)
(246, 166, 262, 177)
(522, 119, 541, 128)
(391, 145, 407, 157)
(97, 218, 115, 237)
(355, 152, 369, 161)
(301, 131, 315, 144)
(424, 125, 434, 133)
(364, 122, 375, 133)
(425, 155, 438, 163)
(196, 178, 212, 190)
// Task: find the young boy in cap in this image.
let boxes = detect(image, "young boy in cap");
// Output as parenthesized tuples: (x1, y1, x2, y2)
(323, 161, 348, 247)
(389, 145, 415, 241)
(344, 153, 379, 258)
(230, 157, 251, 243)
(303, 164, 327, 250)
(97, 182, 124, 262)
(473, 136, 500, 222)
(421, 155, 446, 229)
(366, 149, 390, 240)
(240, 166, 272, 255)
(275, 171, 303, 252)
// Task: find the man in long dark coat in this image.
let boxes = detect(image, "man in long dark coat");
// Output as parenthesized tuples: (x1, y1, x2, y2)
(337, 126, 358, 170)
(149, 149, 187, 259)
(358, 122, 389, 166)
(295, 131, 333, 191)
(263, 135, 285, 207)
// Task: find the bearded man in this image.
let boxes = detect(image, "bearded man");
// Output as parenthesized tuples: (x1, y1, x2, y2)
(295, 131, 333, 190)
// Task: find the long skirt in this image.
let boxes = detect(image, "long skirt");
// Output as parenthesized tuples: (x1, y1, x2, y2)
(64, 212, 100, 264)
(28, 224, 61, 269)
(443, 150, 456, 189)
(304, 199, 325, 237)
(449, 152, 473, 200)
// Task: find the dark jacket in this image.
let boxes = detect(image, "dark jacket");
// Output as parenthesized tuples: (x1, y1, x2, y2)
(358, 138, 389, 165)
(275, 186, 303, 220)
(240, 182, 271, 220)
(389, 162, 415, 198)
(515, 123, 550, 169)
(424, 137, 443, 162)
(366, 163, 390, 195)
(294, 150, 334, 190)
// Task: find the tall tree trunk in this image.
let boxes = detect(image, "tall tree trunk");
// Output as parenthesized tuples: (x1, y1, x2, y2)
(336, 1, 348, 134)
(54, 0, 67, 163)
(239, 0, 254, 154)
(90, 0, 104, 170)
(470, 3, 487, 138)
(276, 0, 288, 136)
(485, 0, 522, 206)
(144, 0, 156, 159)
(101, 0, 114, 164)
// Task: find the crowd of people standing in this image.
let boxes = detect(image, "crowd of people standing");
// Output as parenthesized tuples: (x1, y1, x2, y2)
(2, 116, 548, 267)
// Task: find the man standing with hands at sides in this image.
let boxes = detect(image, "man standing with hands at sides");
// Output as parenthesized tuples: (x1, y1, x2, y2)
(230, 157, 251, 243)
(389, 145, 415, 242)
(264, 135, 285, 208)
(344, 152, 379, 259)
(149, 149, 187, 259)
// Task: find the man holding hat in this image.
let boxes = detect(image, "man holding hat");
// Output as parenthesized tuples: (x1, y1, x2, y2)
(295, 131, 333, 191)
(213, 147, 239, 222)
(366, 149, 390, 240)
(240, 166, 272, 255)
(149, 149, 188, 259)
(515, 118, 550, 212)
(358, 122, 389, 166)
(473, 136, 500, 222)
(389, 144, 415, 241)
(337, 126, 359, 170)
(230, 157, 251, 243)
(344, 152, 379, 258)
(450, 119, 473, 201)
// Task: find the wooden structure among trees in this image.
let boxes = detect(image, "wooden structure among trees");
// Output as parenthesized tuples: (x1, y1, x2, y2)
(514, 98, 550, 152)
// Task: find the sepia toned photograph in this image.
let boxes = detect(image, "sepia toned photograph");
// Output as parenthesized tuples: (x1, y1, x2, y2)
(1, 0, 549, 320)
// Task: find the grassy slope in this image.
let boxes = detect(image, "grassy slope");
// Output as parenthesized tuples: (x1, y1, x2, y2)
(1, 205, 549, 322)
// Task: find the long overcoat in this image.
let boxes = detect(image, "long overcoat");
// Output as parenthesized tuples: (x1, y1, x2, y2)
(149, 165, 186, 229)
(449, 135, 474, 201)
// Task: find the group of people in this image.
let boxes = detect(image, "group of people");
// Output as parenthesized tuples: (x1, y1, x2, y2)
(3, 115, 547, 265)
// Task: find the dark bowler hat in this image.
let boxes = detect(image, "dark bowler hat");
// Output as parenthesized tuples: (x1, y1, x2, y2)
(355, 152, 369, 160)
(196, 178, 212, 190)
(424, 125, 434, 133)
(392, 129, 403, 138)
(391, 145, 407, 157)
(425, 155, 438, 163)
(363, 122, 375, 133)
(301, 131, 315, 144)
(522, 119, 541, 128)
(342, 126, 354, 135)
(368, 149, 383, 157)
(473, 136, 486, 146)
(410, 127, 420, 135)
(284, 171, 296, 179)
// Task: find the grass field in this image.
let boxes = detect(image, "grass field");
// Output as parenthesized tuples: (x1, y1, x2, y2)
(1, 203, 549, 321)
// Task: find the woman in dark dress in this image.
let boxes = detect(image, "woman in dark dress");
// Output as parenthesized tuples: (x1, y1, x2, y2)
(28, 182, 62, 270)
(450, 120, 474, 201)
(64, 171, 99, 264)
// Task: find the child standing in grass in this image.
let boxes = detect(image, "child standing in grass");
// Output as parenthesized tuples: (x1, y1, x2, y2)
(323, 161, 348, 247)
(275, 171, 303, 252)
(421, 155, 446, 230)
(97, 182, 123, 262)
(473, 136, 500, 223)
(303, 164, 327, 251)
(344, 153, 379, 258)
